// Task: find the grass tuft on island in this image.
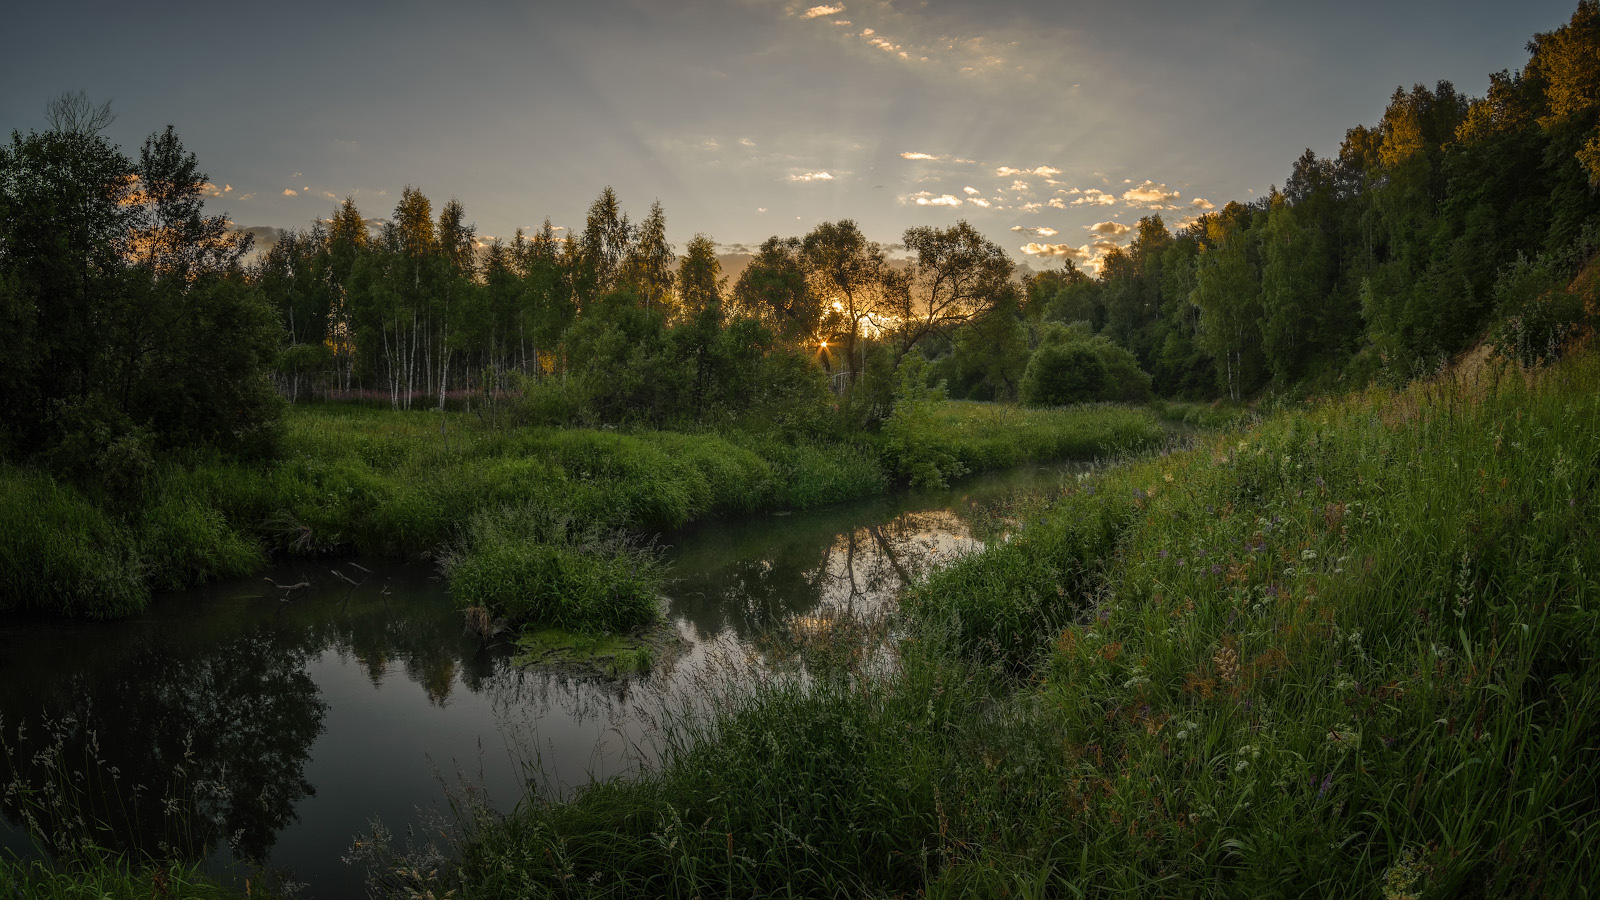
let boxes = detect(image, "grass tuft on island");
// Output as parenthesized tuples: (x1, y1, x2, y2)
(443, 350, 1600, 899)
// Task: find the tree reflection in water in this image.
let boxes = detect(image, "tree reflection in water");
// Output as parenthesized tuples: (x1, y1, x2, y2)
(1, 626, 326, 862)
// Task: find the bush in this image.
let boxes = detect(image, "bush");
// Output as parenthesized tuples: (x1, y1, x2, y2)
(440, 505, 663, 633)
(1020, 344, 1107, 406)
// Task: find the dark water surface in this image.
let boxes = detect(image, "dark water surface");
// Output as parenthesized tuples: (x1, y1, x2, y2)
(0, 464, 1076, 896)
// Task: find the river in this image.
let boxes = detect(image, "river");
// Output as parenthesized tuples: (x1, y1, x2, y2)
(0, 463, 1078, 897)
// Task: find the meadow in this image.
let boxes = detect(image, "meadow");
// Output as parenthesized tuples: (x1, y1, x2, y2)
(437, 350, 1600, 898)
(0, 401, 1164, 633)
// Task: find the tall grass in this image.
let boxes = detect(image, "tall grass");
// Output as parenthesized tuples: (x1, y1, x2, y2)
(0, 467, 144, 617)
(6, 398, 1141, 621)
(447, 351, 1600, 898)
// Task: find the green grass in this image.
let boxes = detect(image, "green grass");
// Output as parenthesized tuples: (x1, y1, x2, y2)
(5, 399, 1144, 623)
(0, 466, 145, 617)
(513, 628, 659, 675)
(883, 399, 1166, 488)
(0, 852, 263, 900)
(448, 351, 1600, 898)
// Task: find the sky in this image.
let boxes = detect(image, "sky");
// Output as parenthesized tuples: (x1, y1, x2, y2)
(0, 0, 1583, 274)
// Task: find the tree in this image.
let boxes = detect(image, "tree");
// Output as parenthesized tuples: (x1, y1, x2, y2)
(0, 104, 282, 474)
(624, 200, 675, 311)
(732, 236, 818, 346)
(677, 234, 725, 321)
(1191, 211, 1265, 400)
(894, 221, 1014, 366)
(800, 220, 892, 384)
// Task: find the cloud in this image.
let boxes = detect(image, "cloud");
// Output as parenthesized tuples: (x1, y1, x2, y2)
(801, 4, 844, 18)
(1011, 226, 1058, 237)
(1020, 201, 1043, 212)
(1048, 198, 1066, 209)
(788, 171, 834, 182)
(997, 165, 1061, 178)
(1021, 242, 1089, 262)
(740, 138, 757, 147)
(1122, 180, 1181, 205)
(1189, 198, 1216, 210)
(1071, 189, 1115, 206)
(757, 207, 768, 213)
(963, 186, 980, 195)
(901, 151, 940, 160)
(916, 194, 963, 206)
(235, 225, 283, 250)
(1088, 221, 1131, 237)
(282, 188, 298, 197)
(1009, 180, 1031, 192)
(1173, 215, 1202, 231)
(238, 192, 255, 201)
(969, 198, 990, 207)
(323, 191, 337, 200)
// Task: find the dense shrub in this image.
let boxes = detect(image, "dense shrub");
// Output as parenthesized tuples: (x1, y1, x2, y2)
(1020, 344, 1107, 406)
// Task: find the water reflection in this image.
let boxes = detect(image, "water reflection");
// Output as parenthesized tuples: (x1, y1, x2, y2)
(0, 463, 1075, 897)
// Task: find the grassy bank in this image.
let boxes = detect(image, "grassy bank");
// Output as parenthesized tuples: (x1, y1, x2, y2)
(0, 401, 1159, 626)
(0, 853, 261, 900)
(446, 351, 1600, 898)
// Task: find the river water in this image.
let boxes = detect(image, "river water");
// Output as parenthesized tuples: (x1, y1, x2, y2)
(0, 464, 1075, 897)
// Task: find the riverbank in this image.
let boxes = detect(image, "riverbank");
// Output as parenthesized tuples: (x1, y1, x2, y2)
(439, 350, 1600, 898)
(0, 401, 1163, 624)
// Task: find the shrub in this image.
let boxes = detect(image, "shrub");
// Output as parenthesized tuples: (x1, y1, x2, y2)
(440, 505, 663, 633)
(1020, 344, 1107, 406)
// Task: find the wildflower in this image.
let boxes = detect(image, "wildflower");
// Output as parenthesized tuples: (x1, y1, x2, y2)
(1213, 646, 1239, 683)
(1313, 773, 1333, 800)
(1160, 548, 1169, 559)
(1164, 472, 1174, 483)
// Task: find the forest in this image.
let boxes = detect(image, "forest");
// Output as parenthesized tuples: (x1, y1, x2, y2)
(5, 4, 1600, 479)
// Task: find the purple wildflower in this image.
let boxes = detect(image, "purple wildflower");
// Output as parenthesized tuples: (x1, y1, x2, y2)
(1315, 773, 1333, 800)
(1211, 564, 1223, 576)
(1160, 548, 1170, 559)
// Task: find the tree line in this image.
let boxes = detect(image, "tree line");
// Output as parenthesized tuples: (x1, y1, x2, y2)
(257, 185, 1018, 425)
(985, 3, 1600, 402)
(4, 3, 1598, 488)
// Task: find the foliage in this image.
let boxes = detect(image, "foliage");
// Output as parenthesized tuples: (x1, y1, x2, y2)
(450, 345, 1600, 899)
(1020, 343, 1107, 406)
(881, 356, 967, 489)
(440, 505, 664, 633)
(0, 464, 145, 616)
(0, 115, 283, 484)
(0, 852, 255, 900)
